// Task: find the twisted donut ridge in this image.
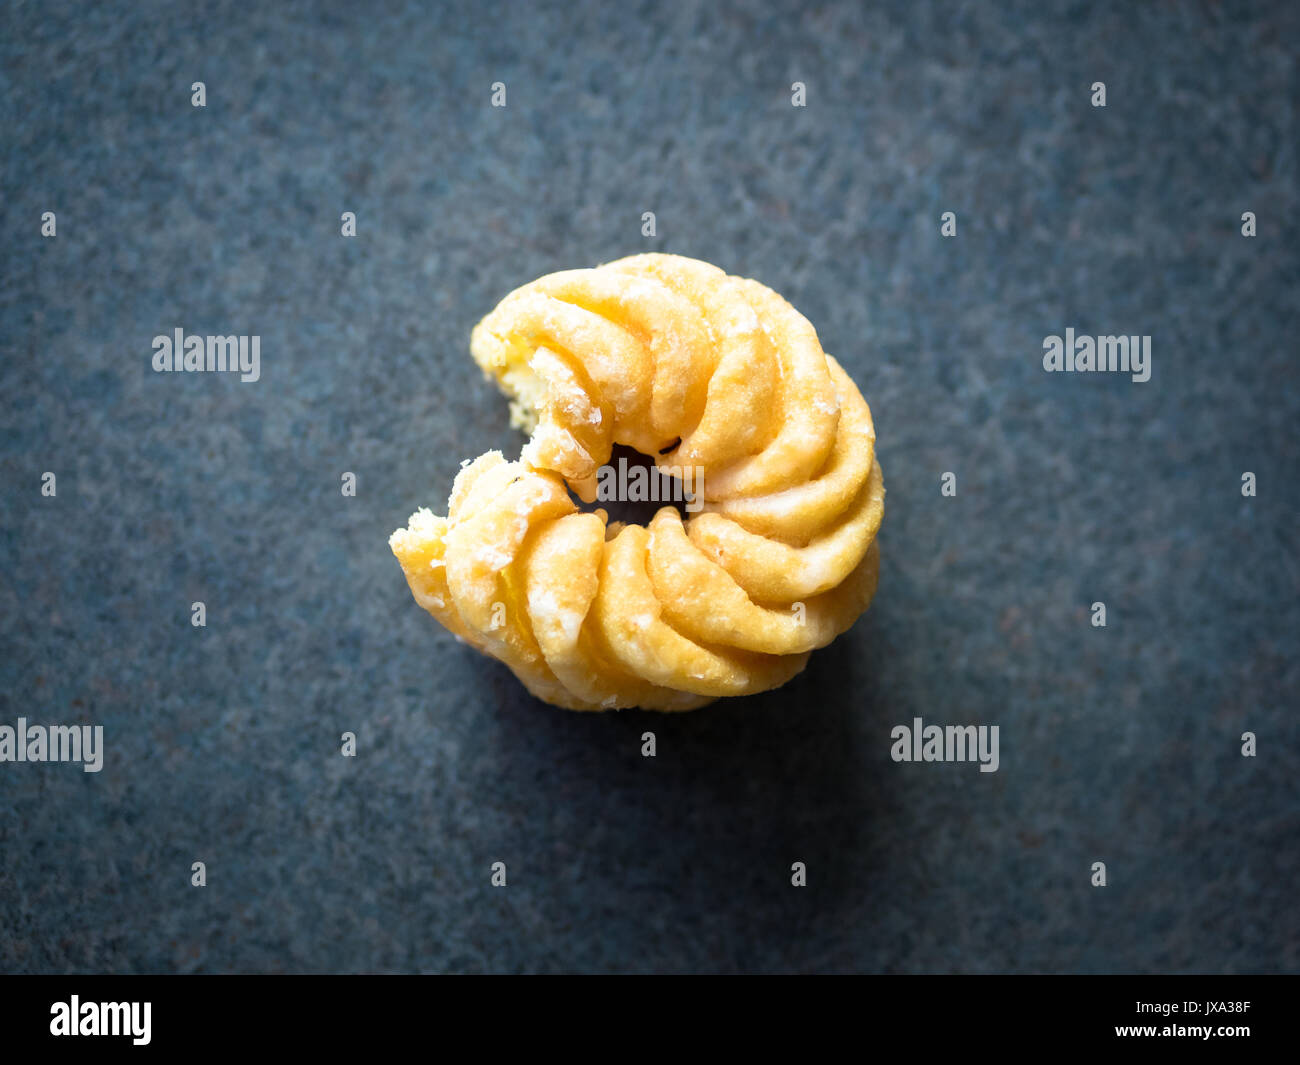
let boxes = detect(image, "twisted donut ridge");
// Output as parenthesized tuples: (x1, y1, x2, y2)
(390, 253, 884, 711)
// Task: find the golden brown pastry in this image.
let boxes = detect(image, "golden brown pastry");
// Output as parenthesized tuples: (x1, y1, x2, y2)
(390, 254, 884, 710)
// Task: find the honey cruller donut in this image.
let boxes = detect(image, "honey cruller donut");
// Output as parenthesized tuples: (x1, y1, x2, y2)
(390, 254, 884, 710)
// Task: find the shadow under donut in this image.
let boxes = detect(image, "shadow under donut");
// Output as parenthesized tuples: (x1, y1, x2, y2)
(483, 605, 897, 972)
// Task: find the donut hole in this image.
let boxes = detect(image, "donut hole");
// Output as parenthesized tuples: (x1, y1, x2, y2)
(573, 443, 695, 529)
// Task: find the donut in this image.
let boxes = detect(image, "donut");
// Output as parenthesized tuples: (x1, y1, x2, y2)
(389, 254, 884, 711)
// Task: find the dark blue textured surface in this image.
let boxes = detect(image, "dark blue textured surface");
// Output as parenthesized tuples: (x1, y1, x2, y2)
(1, 0, 1297, 973)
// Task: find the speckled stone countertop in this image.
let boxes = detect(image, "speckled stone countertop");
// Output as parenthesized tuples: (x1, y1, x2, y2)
(1, 0, 1296, 972)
